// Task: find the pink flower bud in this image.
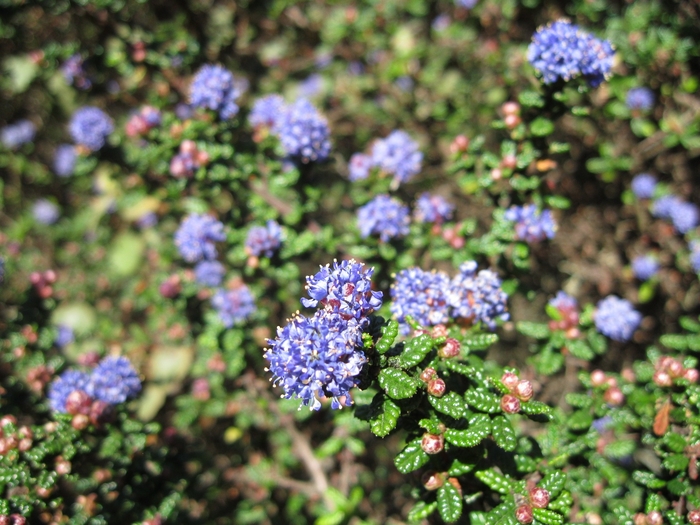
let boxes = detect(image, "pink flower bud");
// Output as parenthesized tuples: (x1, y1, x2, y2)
(439, 338, 461, 358)
(502, 101, 521, 116)
(501, 372, 519, 390)
(529, 487, 550, 508)
(667, 359, 684, 378)
(72, 414, 90, 430)
(55, 456, 72, 475)
(633, 514, 647, 525)
(10, 515, 26, 525)
(427, 378, 446, 397)
(504, 114, 521, 129)
(515, 380, 534, 402)
(646, 511, 663, 525)
(501, 155, 517, 169)
(684, 368, 699, 383)
(180, 140, 197, 154)
(431, 324, 448, 338)
(18, 438, 32, 452)
(65, 390, 92, 415)
(420, 367, 437, 383)
(603, 387, 624, 406)
(192, 378, 211, 401)
(421, 433, 445, 455)
(449, 135, 469, 154)
(653, 370, 673, 387)
(501, 394, 521, 414)
(590, 370, 606, 387)
(90, 401, 114, 427)
(491, 168, 502, 180)
(687, 510, 700, 525)
(515, 504, 534, 524)
(421, 471, 445, 491)
(159, 275, 181, 298)
(0, 415, 16, 428)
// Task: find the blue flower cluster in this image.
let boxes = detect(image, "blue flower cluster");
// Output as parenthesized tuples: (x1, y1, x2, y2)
(1, 120, 36, 150)
(631, 173, 657, 199)
(248, 94, 286, 129)
(527, 19, 614, 87)
(348, 153, 373, 182)
(346, 129, 422, 186)
(245, 220, 283, 258)
(357, 194, 410, 241)
(211, 285, 256, 327)
(266, 260, 381, 410)
(69, 106, 113, 151)
(548, 291, 577, 313)
(277, 98, 332, 163)
(174, 213, 226, 263)
(504, 204, 556, 243)
(626, 87, 654, 111)
(190, 64, 246, 120)
(33, 199, 60, 225)
(48, 356, 141, 413)
(631, 254, 659, 281)
(391, 261, 509, 333)
(53, 144, 77, 177)
(651, 194, 699, 234)
(194, 260, 226, 287)
(594, 295, 642, 342)
(414, 193, 454, 224)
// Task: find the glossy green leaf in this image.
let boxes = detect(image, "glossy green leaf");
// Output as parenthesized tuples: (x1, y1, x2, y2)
(437, 481, 463, 523)
(517, 321, 550, 339)
(520, 400, 553, 418)
(540, 470, 566, 498)
(564, 392, 593, 409)
(378, 368, 419, 400)
(407, 501, 437, 523)
(660, 334, 688, 351)
(662, 454, 689, 472)
(394, 438, 430, 474)
(462, 333, 499, 350)
(449, 459, 476, 477)
(376, 320, 399, 354)
(444, 422, 491, 448)
(632, 470, 666, 489)
(604, 440, 637, 459)
(565, 410, 592, 430)
(533, 508, 564, 525)
(464, 389, 501, 413)
(400, 334, 434, 368)
(530, 117, 555, 137)
(491, 416, 517, 451)
(548, 491, 573, 513)
(566, 339, 594, 360)
(429, 391, 467, 420)
(475, 468, 511, 495)
(369, 397, 400, 438)
(663, 432, 687, 453)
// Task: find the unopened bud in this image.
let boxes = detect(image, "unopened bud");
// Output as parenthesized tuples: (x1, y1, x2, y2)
(501, 155, 517, 170)
(431, 324, 448, 338)
(633, 513, 647, 525)
(35, 486, 52, 498)
(515, 504, 534, 524)
(55, 456, 72, 475)
(621, 368, 636, 383)
(501, 394, 521, 414)
(427, 378, 446, 397)
(687, 510, 700, 525)
(502, 101, 521, 116)
(18, 438, 32, 452)
(504, 114, 521, 129)
(421, 471, 445, 491)
(501, 372, 519, 390)
(10, 515, 26, 525)
(653, 370, 673, 387)
(71, 414, 90, 430)
(0, 415, 16, 428)
(450, 135, 469, 154)
(529, 487, 550, 508)
(515, 380, 533, 401)
(421, 433, 445, 455)
(667, 359, 684, 378)
(439, 338, 461, 358)
(603, 387, 624, 406)
(420, 367, 437, 383)
(65, 390, 92, 415)
(90, 400, 114, 426)
(685, 368, 699, 383)
(646, 511, 663, 525)
(590, 370, 606, 387)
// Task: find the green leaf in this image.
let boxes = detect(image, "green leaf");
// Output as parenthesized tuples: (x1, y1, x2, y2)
(449, 459, 476, 476)
(587, 330, 608, 354)
(444, 422, 491, 448)
(518, 91, 545, 108)
(565, 410, 592, 430)
(536, 348, 564, 375)
(530, 117, 555, 137)
(394, 438, 431, 474)
(566, 339, 594, 360)
(491, 416, 517, 451)
(370, 397, 400, 438)
(475, 469, 511, 495)
(464, 389, 501, 413)
(378, 368, 419, 400)
(540, 470, 566, 498)
(444, 360, 477, 378)
(679, 316, 700, 333)
(545, 195, 571, 209)
(604, 440, 637, 459)
(407, 501, 437, 523)
(520, 401, 553, 418)
(660, 334, 689, 351)
(419, 418, 444, 435)
(437, 481, 463, 523)
(646, 493, 662, 513)
(564, 393, 593, 409)
(429, 392, 467, 420)
(462, 333, 499, 350)
(548, 491, 573, 513)
(376, 320, 399, 354)
(667, 477, 691, 496)
(662, 454, 690, 472)
(663, 432, 687, 454)
(632, 470, 666, 489)
(533, 508, 564, 525)
(3, 55, 39, 93)
(517, 321, 550, 339)
(400, 334, 434, 368)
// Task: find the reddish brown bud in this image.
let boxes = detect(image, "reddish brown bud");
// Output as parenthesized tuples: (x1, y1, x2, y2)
(421, 433, 445, 455)
(427, 378, 446, 397)
(501, 394, 521, 414)
(35, 486, 52, 498)
(191, 378, 211, 401)
(420, 367, 437, 383)
(431, 324, 448, 338)
(421, 471, 445, 491)
(515, 504, 534, 524)
(633, 513, 647, 525)
(90, 401, 114, 427)
(687, 510, 700, 525)
(502, 101, 521, 116)
(501, 155, 518, 170)
(0, 516, 9, 525)
(501, 372, 519, 390)
(529, 487, 550, 508)
(646, 511, 663, 525)
(504, 114, 521, 129)
(621, 368, 636, 383)
(55, 456, 72, 475)
(653, 370, 673, 387)
(449, 135, 469, 154)
(439, 338, 461, 358)
(515, 380, 534, 402)
(590, 370, 606, 387)
(65, 390, 92, 415)
(159, 275, 181, 298)
(667, 359, 684, 378)
(447, 477, 462, 495)
(0, 415, 17, 428)
(71, 414, 90, 430)
(18, 438, 32, 452)
(684, 368, 699, 383)
(10, 515, 26, 525)
(603, 387, 624, 406)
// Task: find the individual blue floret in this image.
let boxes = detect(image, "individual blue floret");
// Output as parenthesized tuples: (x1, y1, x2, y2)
(264, 309, 365, 411)
(211, 285, 256, 327)
(631, 255, 659, 281)
(245, 220, 283, 258)
(630, 173, 656, 199)
(651, 194, 681, 219)
(190, 64, 246, 120)
(69, 107, 113, 151)
(370, 130, 423, 186)
(87, 356, 142, 405)
(32, 199, 60, 225)
(249, 94, 287, 130)
(447, 261, 510, 330)
(390, 267, 450, 333)
(626, 87, 654, 111)
(174, 213, 226, 263)
(504, 204, 556, 243)
(356, 195, 410, 242)
(194, 260, 226, 287)
(414, 193, 454, 224)
(48, 370, 90, 413)
(670, 201, 699, 234)
(594, 295, 641, 342)
(527, 19, 614, 87)
(1, 120, 36, 150)
(276, 98, 331, 163)
(54, 144, 77, 177)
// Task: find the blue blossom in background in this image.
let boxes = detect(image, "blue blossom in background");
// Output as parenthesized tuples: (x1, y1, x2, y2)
(455, 0, 477, 7)
(174, 213, 226, 263)
(447, 261, 510, 330)
(651, 194, 680, 219)
(548, 291, 578, 312)
(245, 220, 283, 258)
(277, 98, 331, 163)
(631, 173, 656, 199)
(249, 94, 286, 129)
(1, 120, 36, 150)
(371, 130, 422, 186)
(357, 195, 410, 242)
(432, 14, 451, 31)
(136, 212, 158, 229)
(60, 54, 91, 90)
(69, 106, 113, 151)
(670, 201, 699, 234)
(194, 260, 225, 287)
(175, 103, 194, 120)
(48, 370, 90, 413)
(414, 193, 454, 224)
(394, 76, 414, 92)
(55, 325, 74, 348)
(504, 204, 556, 243)
(53, 144, 76, 177)
(87, 356, 142, 405)
(190, 64, 245, 120)
(32, 199, 60, 225)
(302, 259, 383, 323)
(348, 153, 373, 181)
(594, 295, 641, 342)
(265, 309, 365, 411)
(390, 268, 450, 332)
(592, 415, 614, 433)
(690, 241, 700, 273)
(626, 87, 654, 111)
(632, 255, 659, 281)
(527, 19, 614, 87)
(211, 285, 256, 327)
(298, 74, 323, 98)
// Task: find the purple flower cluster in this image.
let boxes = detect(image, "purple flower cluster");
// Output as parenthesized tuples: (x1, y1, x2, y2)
(1, 120, 36, 150)
(651, 194, 699, 234)
(32, 199, 60, 225)
(55, 325, 74, 348)
(245, 220, 283, 258)
(527, 19, 615, 87)
(390, 262, 509, 332)
(348, 153, 373, 182)
(211, 285, 256, 327)
(69, 107, 113, 151)
(504, 204, 556, 243)
(371, 130, 423, 185)
(277, 98, 332, 163)
(298, 74, 323, 98)
(190, 64, 246, 120)
(626, 87, 654, 111)
(48, 356, 141, 413)
(53, 144, 77, 177)
(357, 194, 410, 241)
(631, 255, 659, 281)
(266, 260, 380, 410)
(455, 0, 477, 8)
(194, 260, 225, 287)
(248, 94, 286, 129)
(61, 54, 91, 90)
(174, 213, 226, 263)
(594, 295, 642, 342)
(631, 173, 656, 199)
(414, 193, 454, 224)
(548, 291, 577, 313)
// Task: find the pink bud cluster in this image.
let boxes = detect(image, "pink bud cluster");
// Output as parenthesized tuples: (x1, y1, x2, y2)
(0, 416, 33, 456)
(449, 135, 469, 155)
(30, 270, 57, 298)
(634, 510, 663, 525)
(548, 304, 580, 338)
(653, 356, 698, 387)
(590, 370, 625, 406)
(169, 140, 210, 179)
(515, 486, 551, 524)
(125, 105, 161, 137)
(500, 372, 534, 414)
(0, 514, 27, 525)
(420, 367, 446, 398)
(502, 101, 521, 130)
(63, 390, 114, 430)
